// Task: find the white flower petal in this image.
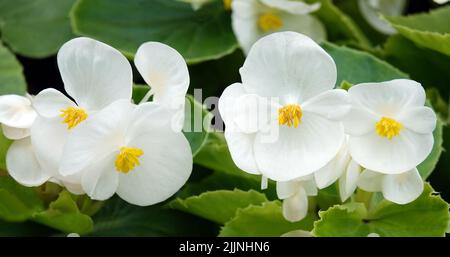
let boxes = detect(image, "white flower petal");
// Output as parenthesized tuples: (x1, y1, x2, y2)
(357, 169, 383, 192)
(0, 94, 36, 128)
(219, 83, 247, 124)
(281, 230, 312, 237)
(314, 142, 351, 189)
(232, 93, 277, 133)
(348, 79, 426, 118)
(301, 178, 318, 196)
(399, 106, 436, 134)
(60, 100, 135, 176)
(254, 112, 344, 181)
(231, 0, 262, 54)
(127, 102, 174, 137)
(339, 160, 361, 202)
(240, 32, 336, 103)
(33, 88, 76, 118)
(342, 106, 378, 136)
(57, 37, 132, 111)
(282, 187, 308, 222)
(135, 42, 189, 106)
(348, 129, 433, 174)
(358, 0, 406, 35)
(2, 124, 30, 140)
(81, 153, 119, 201)
(116, 129, 193, 206)
(224, 124, 260, 175)
(382, 168, 424, 204)
(261, 0, 321, 14)
(277, 13, 326, 43)
(302, 89, 350, 121)
(6, 137, 51, 187)
(276, 180, 300, 200)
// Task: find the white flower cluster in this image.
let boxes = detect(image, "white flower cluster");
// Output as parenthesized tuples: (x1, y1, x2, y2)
(0, 37, 193, 206)
(218, 32, 437, 221)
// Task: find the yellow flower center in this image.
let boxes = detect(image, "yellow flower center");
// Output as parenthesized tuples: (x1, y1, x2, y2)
(375, 117, 402, 140)
(223, 0, 232, 10)
(278, 104, 302, 128)
(60, 107, 88, 129)
(258, 13, 283, 32)
(115, 147, 144, 174)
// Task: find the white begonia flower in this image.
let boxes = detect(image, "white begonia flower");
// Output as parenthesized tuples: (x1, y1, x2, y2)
(59, 100, 193, 206)
(357, 168, 424, 204)
(358, 0, 406, 35)
(29, 37, 132, 179)
(231, 0, 325, 54)
(219, 32, 351, 182)
(277, 175, 317, 222)
(134, 42, 190, 132)
(314, 138, 362, 202)
(344, 79, 436, 174)
(0, 94, 36, 140)
(434, 0, 449, 4)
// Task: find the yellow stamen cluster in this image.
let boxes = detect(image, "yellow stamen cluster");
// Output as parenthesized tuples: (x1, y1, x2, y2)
(223, 0, 232, 10)
(278, 104, 302, 128)
(115, 147, 144, 174)
(375, 117, 402, 140)
(60, 107, 88, 129)
(258, 13, 283, 32)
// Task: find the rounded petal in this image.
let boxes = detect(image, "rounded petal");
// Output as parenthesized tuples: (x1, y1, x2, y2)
(60, 100, 135, 176)
(33, 88, 76, 118)
(6, 137, 51, 187)
(232, 94, 277, 133)
(127, 102, 174, 138)
(116, 129, 193, 206)
(2, 124, 30, 140)
(276, 180, 300, 200)
(282, 187, 308, 222)
(358, 0, 406, 35)
(342, 107, 379, 136)
(348, 79, 426, 118)
(231, 0, 262, 54)
(399, 106, 436, 134)
(357, 169, 383, 192)
(277, 13, 326, 43)
(261, 0, 321, 14)
(240, 32, 336, 103)
(382, 168, 424, 204)
(254, 113, 344, 181)
(0, 94, 36, 128)
(314, 142, 351, 189)
(302, 89, 350, 121)
(57, 37, 132, 111)
(219, 83, 247, 124)
(30, 116, 68, 176)
(348, 129, 433, 174)
(224, 124, 260, 175)
(81, 153, 119, 201)
(339, 160, 361, 202)
(281, 230, 312, 237)
(134, 42, 189, 110)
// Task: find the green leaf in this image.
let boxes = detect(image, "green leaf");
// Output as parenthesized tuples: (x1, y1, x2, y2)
(219, 201, 316, 237)
(169, 189, 268, 224)
(183, 95, 212, 156)
(32, 191, 93, 234)
(90, 196, 218, 236)
(313, 184, 450, 237)
(71, 0, 237, 64)
(383, 35, 450, 97)
(384, 6, 450, 57)
(0, 219, 55, 236)
(0, 0, 75, 58)
(418, 118, 444, 179)
(0, 176, 44, 222)
(305, 0, 370, 47)
(322, 42, 408, 86)
(0, 42, 26, 95)
(0, 130, 12, 171)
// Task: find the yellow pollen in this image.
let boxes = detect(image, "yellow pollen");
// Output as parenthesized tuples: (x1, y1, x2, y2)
(115, 147, 144, 174)
(258, 13, 283, 32)
(278, 104, 302, 128)
(60, 107, 88, 129)
(223, 0, 232, 10)
(376, 117, 402, 140)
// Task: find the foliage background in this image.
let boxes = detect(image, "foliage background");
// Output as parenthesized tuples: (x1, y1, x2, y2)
(0, 0, 449, 236)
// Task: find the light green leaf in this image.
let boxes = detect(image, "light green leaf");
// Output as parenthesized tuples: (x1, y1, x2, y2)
(0, 131, 12, 171)
(384, 6, 450, 57)
(219, 201, 316, 237)
(90, 196, 218, 236)
(322, 42, 408, 86)
(32, 191, 93, 235)
(0, 176, 44, 222)
(169, 189, 268, 224)
(0, 0, 75, 58)
(418, 118, 444, 179)
(0, 42, 26, 95)
(313, 184, 449, 237)
(71, 0, 237, 64)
